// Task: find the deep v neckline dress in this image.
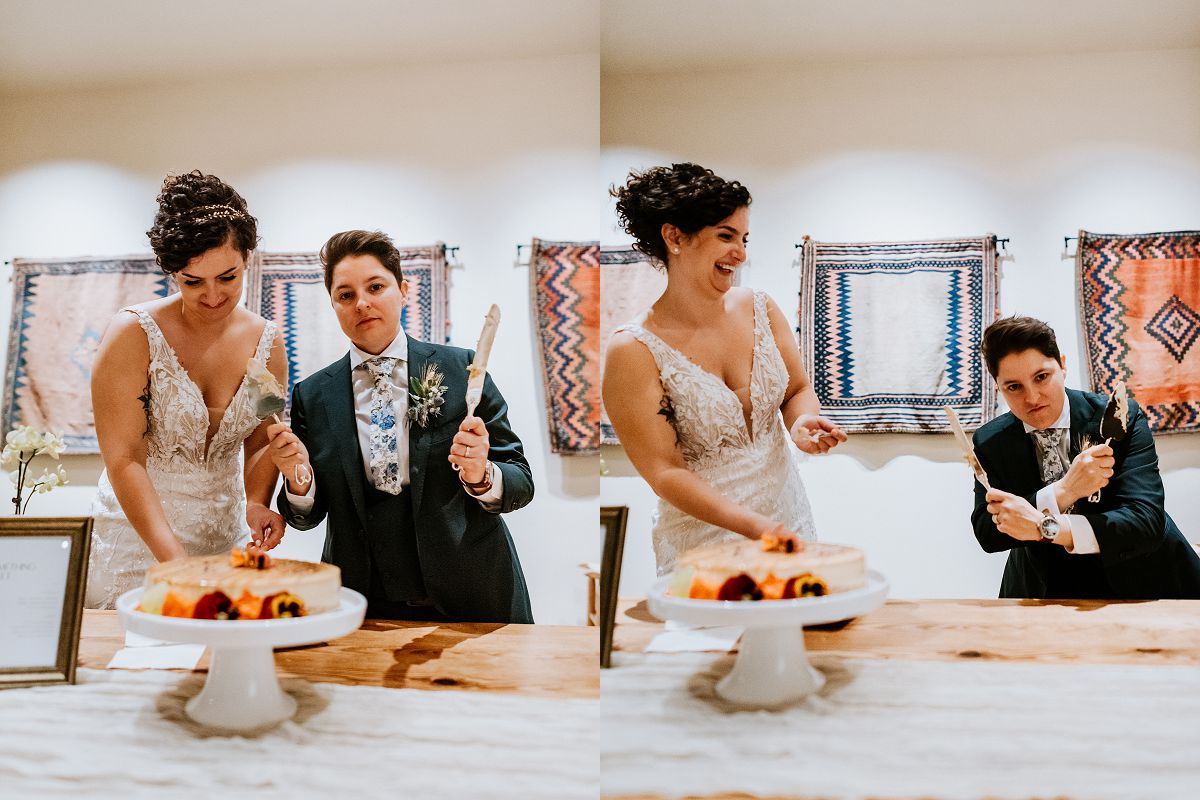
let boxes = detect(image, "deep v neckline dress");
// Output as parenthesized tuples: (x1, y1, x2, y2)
(85, 308, 277, 609)
(617, 291, 817, 574)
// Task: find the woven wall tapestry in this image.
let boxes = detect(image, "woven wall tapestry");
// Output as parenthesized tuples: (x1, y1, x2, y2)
(246, 245, 450, 405)
(1077, 229, 1200, 434)
(529, 238, 600, 456)
(3, 256, 174, 452)
(799, 236, 999, 433)
(599, 247, 668, 445)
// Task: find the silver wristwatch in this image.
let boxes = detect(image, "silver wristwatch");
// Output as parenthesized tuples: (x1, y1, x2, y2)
(1039, 512, 1061, 542)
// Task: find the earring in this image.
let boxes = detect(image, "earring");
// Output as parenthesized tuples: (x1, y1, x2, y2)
(673, 248, 680, 254)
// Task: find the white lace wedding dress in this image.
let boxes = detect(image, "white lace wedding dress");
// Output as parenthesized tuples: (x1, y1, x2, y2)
(618, 291, 818, 574)
(85, 308, 276, 609)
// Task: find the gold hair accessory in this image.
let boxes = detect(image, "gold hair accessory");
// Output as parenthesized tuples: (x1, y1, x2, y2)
(188, 204, 244, 224)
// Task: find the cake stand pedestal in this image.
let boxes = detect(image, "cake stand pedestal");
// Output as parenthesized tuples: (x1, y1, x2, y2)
(117, 587, 366, 731)
(647, 570, 888, 708)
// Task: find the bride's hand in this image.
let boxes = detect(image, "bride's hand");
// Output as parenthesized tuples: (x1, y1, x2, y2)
(790, 415, 847, 455)
(247, 502, 286, 551)
(754, 519, 799, 547)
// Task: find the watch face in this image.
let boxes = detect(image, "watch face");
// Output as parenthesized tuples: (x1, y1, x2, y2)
(1040, 516, 1060, 539)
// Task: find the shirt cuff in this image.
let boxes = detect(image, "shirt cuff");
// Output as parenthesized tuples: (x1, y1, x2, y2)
(1035, 484, 1061, 516)
(465, 461, 504, 511)
(285, 471, 316, 513)
(1063, 515, 1100, 555)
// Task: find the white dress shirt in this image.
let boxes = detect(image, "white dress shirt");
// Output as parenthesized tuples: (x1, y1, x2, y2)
(286, 334, 503, 511)
(1024, 391, 1100, 554)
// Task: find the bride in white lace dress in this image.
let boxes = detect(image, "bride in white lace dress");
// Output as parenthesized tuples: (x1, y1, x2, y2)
(604, 163, 847, 573)
(86, 172, 289, 609)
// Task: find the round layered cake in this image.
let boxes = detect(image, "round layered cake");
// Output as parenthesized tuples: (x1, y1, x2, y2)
(672, 537, 866, 601)
(137, 548, 341, 620)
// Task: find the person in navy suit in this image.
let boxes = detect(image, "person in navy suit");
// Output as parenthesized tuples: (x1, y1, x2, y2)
(265, 230, 534, 622)
(971, 315, 1200, 599)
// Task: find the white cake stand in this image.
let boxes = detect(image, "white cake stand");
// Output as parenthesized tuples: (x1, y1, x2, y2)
(117, 587, 366, 731)
(647, 570, 888, 708)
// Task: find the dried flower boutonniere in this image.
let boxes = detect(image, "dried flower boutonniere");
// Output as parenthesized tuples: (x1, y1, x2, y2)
(407, 362, 447, 428)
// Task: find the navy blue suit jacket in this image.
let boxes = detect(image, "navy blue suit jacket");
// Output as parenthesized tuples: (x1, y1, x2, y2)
(971, 388, 1200, 599)
(277, 335, 535, 622)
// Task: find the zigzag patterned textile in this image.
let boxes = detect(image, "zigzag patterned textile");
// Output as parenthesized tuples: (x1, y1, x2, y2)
(530, 238, 600, 455)
(3, 256, 173, 452)
(599, 246, 667, 445)
(799, 237, 999, 433)
(246, 245, 450, 409)
(1077, 229, 1200, 434)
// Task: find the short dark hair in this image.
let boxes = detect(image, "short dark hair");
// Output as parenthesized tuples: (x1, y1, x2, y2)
(319, 230, 404, 292)
(610, 162, 751, 266)
(980, 315, 1062, 378)
(147, 170, 258, 274)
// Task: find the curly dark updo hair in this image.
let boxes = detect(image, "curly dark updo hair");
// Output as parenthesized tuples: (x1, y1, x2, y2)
(147, 170, 259, 274)
(611, 162, 751, 266)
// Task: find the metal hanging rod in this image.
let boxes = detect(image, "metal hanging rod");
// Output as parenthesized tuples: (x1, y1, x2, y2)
(8, 246, 463, 266)
(793, 235, 1010, 252)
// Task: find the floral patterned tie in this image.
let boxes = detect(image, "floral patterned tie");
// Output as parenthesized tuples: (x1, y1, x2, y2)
(1031, 428, 1067, 485)
(364, 356, 402, 495)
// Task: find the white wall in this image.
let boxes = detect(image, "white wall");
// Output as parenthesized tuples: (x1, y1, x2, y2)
(601, 48, 1200, 600)
(0, 54, 601, 624)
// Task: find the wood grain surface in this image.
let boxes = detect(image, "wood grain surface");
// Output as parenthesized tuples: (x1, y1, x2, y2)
(81, 611, 598, 698)
(613, 596, 1200, 665)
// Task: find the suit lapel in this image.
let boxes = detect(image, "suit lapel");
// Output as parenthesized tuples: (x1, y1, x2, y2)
(320, 354, 369, 528)
(997, 413, 1040, 494)
(406, 335, 437, 513)
(1069, 388, 1103, 455)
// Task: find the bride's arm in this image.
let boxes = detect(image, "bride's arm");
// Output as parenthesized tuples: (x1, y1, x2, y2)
(243, 333, 287, 548)
(603, 330, 781, 541)
(91, 313, 187, 562)
(764, 295, 847, 455)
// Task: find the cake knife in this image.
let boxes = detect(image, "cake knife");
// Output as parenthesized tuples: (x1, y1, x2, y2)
(944, 407, 991, 491)
(1088, 380, 1128, 503)
(465, 304, 501, 419)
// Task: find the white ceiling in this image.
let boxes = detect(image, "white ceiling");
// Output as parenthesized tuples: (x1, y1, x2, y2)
(2, 0, 1197, 91)
(602, 0, 1200, 72)
(0, 0, 599, 92)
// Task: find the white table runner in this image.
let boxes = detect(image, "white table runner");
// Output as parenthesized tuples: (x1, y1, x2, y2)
(0, 669, 597, 799)
(602, 652, 1200, 799)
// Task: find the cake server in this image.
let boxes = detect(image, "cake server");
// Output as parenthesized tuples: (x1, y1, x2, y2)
(465, 304, 501, 419)
(246, 356, 311, 490)
(1089, 380, 1128, 502)
(943, 407, 991, 491)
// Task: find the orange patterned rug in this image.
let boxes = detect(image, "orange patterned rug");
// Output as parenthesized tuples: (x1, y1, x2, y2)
(1077, 229, 1200, 433)
(530, 238, 600, 455)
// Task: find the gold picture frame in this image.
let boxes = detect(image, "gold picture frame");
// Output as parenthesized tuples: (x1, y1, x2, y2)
(0, 517, 92, 689)
(599, 505, 628, 668)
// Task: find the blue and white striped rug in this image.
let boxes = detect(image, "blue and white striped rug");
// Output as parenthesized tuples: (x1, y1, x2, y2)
(798, 236, 999, 433)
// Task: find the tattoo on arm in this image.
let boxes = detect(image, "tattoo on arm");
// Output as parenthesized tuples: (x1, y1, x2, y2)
(137, 384, 151, 438)
(658, 391, 679, 446)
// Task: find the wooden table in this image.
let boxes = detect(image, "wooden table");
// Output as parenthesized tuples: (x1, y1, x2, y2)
(607, 597, 1200, 800)
(81, 610, 598, 698)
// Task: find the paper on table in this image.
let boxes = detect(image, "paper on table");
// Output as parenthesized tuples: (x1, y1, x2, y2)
(107, 644, 205, 670)
(124, 630, 172, 648)
(645, 623, 743, 653)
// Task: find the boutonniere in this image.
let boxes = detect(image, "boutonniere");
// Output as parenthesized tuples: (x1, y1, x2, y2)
(407, 362, 447, 428)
